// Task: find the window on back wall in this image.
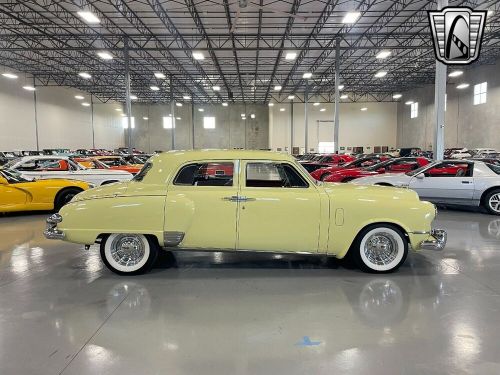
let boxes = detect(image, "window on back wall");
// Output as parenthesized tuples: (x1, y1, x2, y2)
(410, 102, 418, 119)
(474, 82, 487, 105)
(204, 116, 216, 129)
(163, 116, 174, 129)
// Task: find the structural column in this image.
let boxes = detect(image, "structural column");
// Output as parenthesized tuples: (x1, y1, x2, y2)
(333, 37, 340, 154)
(124, 37, 133, 155)
(170, 75, 176, 150)
(434, 0, 448, 160)
(290, 98, 294, 153)
(304, 81, 309, 153)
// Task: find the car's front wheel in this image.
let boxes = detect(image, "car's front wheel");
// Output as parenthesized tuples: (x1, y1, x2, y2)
(350, 224, 408, 273)
(100, 234, 159, 275)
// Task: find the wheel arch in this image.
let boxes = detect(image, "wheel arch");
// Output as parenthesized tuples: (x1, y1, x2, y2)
(480, 186, 500, 205)
(54, 186, 84, 205)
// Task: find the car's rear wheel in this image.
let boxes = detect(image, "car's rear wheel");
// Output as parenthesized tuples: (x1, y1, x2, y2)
(350, 224, 408, 273)
(100, 234, 159, 275)
(54, 188, 82, 211)
(483, 189, 500, 215)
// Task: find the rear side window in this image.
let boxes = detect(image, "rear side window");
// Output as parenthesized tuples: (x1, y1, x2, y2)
(246, 163, 309, 188)
(486, 163, 500, 175)
(174, 162, 234, 186)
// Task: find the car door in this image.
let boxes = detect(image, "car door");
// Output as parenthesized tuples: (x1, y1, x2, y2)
(237, 160, 321, 253)
(164, 160, 239, 250)
(409, 161, 474, 203)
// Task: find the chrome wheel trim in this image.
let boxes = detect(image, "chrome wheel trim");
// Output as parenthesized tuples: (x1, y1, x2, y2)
(488, 193, 500, 213)
(104, 234, 150, 272)
(359, 228, 404, 272)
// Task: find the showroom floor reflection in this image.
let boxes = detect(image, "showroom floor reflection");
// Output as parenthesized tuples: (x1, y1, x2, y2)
(1, 210, 500, 375)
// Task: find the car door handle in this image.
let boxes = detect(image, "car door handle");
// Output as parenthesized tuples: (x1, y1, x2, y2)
(222, 196, 255, 202)
(461, 181, 471, 184)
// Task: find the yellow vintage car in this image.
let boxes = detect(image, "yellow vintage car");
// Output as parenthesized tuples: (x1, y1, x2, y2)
(0, 169, 91, 212)
(44, 150, 446, 275)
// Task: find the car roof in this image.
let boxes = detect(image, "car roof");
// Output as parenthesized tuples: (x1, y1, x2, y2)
(153, 149, 296, 163)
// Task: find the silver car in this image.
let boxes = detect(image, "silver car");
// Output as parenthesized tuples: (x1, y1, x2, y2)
(353, 160, 500, 215)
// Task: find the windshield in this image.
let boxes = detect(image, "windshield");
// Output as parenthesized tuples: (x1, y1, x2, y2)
(364, 159, 393, 171)
(0, 169, 30, 183)
(100, 158, 128, 167)
(2, 159, 20, 169)
(406, 163, 435, 176)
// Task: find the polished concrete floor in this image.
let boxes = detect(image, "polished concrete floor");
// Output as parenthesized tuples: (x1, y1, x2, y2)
(1, 210, 500, 375)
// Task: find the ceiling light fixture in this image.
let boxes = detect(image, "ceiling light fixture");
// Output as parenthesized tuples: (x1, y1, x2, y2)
(405, 101, 414, 105)
(143, 117, 149, 120)
(374, 71, 388, 78)
(250, 114, 256, 119)
(198, 108, 204, 112)
(222, 102, 228, 107)
(78, 72, 91, 79)
(448, 70, 463, 77)
(376, 50, 391, 59)
(23, 85, 36, 91)
(313, 102, 320, 106)
(320, 108, 326, 112)
(212, 86, 221, 91)
(192, 52, 205, 60)
(360, 107, 368, 111)
(339, 85, 344, 90)
(183, 95, 191, 100)
(77, 11, 100, 24)
(274, 85, 282, 91)
(285, 52, 297, 60)
(176, 102, 183, 107)
(342, 11, 361, 24)
(456, 83, 470, 89)
(340, 94, 348, 99)
(97, 51, 113, 60)
(129, 95, 138, 100)
(392, 93, 402, 99)
(268, 103, 274, 107)
(150, 86, 160, 91)
(81, 102, 91, 107)
(280, 108, 285, 112)
(288, 95, 295, 100)
(2, 73, 18, 79)
(176, 117, 181, 120)
(74, 95, 84, 100)
(115, 108, 122, 111)
(154, 72, 166, 79)
(303, 72, 312, 79)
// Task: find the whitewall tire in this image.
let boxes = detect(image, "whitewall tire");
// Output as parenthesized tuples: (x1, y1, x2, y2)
(100, 234, 159, 275)
(351, 225, 408, 273)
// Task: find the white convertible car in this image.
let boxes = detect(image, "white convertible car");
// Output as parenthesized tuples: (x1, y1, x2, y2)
(4, 156, 133, 186)
(353, 160, 500, 215)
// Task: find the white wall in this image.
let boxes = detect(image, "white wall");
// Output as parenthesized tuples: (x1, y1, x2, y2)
(269, 99, 398, 154)
(0, 76, 124, 151)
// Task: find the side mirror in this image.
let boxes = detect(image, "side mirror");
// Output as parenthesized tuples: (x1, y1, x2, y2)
(415, 173, 425, 179)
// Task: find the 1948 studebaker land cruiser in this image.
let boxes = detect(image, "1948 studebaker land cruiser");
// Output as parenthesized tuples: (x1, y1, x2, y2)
(44, 150, 446, 275)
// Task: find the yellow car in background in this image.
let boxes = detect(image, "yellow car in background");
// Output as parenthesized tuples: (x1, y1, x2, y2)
(0, 169, 91, 213)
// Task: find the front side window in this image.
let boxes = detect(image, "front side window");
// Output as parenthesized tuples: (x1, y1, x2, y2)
(425, 162, 472, 177)
(174, 162, 234, 186)
(246, 162, 308, 188)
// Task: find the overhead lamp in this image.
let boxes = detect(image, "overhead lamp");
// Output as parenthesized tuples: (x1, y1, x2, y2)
(150, 86, 160, 91)
(342, 11, 361, 24)
(77, 11, 100, 24)
(360, 107, 368, 111)
(250, 114, 256, 119)
(143, 117, 149, 120)
(456, 83, 470, 89)
(303, 72, 312, 79)
(488, 10, 494, 16)
(129, 95, 138, 100)
(23, 85, 36, 91)
(115, 108, 122, 111)
(405, 100, 414, 105)
(376, 50, 391, 59)
(288, 95, 295, 100)
(2, 73, 18, 79)
(374, 71, 387, 78)
(392, 93, 402, 99)
(192, 52, 205, 60)
(285, 52, 297, 60)
(339, 85, 344, 90)
(183, 95, 191, 100)
(320, 108, 326, 112)
(176, 117, 181, 120)
(448, 70, 463, 77)
(81, 102, 91, 107)
(274, 85, 282, 91)
(268, 103, 274, 107)
(74, 95, 85, 100)
(198, 108, 204, 112)
(97, 51, 113, 60)
(176, 102, 183, 107)
(154, 72, 166, 79)
(78, 72, 91, 79)
(313, 102, 320, 106)
(222, 102, 228, 107)
(280, 108, 285, 112)
(340, 94, 348, 99)
(212, 86, 221, 91)
(240, 113, 246, 117)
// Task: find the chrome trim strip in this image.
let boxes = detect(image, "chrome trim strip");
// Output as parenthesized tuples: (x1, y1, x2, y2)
(168, 247, 320, 256)
(409, 230, 431, 235)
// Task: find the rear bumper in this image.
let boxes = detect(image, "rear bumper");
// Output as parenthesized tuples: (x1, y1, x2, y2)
(420, 229, 447, 250)
(44, 213, 65, 240)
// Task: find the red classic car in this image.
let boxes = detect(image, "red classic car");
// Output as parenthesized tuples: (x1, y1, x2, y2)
(73, 156, 142, 175)
(323, 157, 431, 183)
(310, 155, 391, 181)
(300, 154, 355, 173)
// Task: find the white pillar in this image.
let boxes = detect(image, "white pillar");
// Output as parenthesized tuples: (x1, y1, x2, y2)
(434, 0, 448, 160)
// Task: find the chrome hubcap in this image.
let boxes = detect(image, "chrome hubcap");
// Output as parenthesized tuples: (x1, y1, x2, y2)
(110, 235, 145, 267)
(364, 232, 399, 266)
(489, 193, 500, 213)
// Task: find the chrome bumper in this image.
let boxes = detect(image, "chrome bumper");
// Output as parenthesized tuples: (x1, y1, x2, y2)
(44, 213, 65, 240)
(420, 229, 447, 250)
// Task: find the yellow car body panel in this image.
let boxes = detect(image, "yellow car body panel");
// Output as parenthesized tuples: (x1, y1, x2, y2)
(56, 150, 437, 257)
(0, 175, 90, 212)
